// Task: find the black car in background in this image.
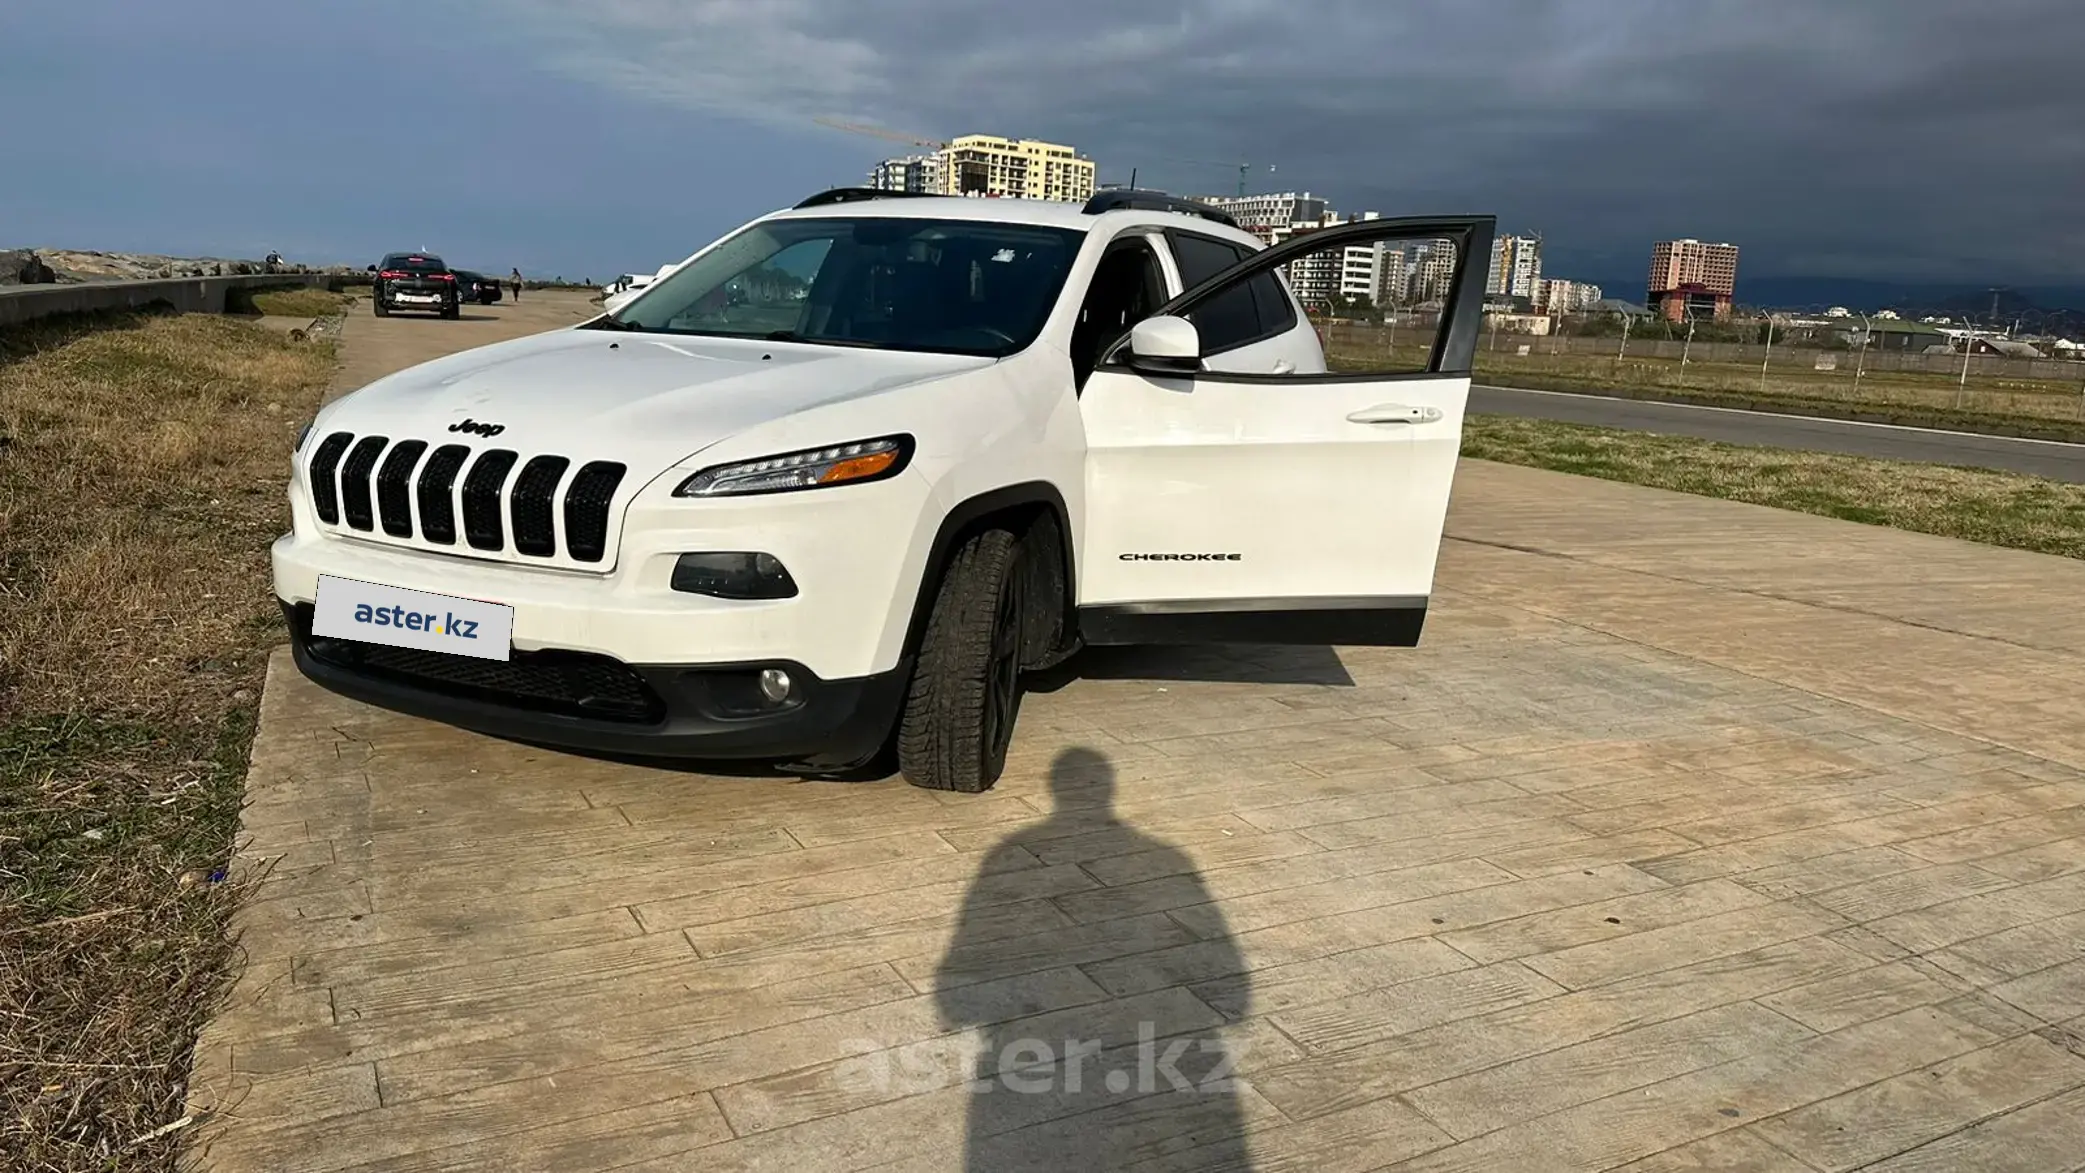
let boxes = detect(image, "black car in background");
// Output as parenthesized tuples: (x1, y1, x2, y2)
(373, 253, 459, 318)
(453, 270, 504, 305)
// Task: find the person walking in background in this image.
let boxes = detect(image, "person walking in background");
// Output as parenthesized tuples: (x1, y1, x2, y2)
(509, 268, 524, 301)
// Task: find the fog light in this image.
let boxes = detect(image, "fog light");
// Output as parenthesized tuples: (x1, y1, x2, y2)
(758, 668, 793, 704)
(671, 552, 798, 599)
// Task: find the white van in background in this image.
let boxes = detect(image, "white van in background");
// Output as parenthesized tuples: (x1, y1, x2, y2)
(602, 261, 683, 313)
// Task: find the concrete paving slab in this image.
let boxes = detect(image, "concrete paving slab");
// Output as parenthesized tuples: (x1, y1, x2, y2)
(184, 294, 2085, 1170)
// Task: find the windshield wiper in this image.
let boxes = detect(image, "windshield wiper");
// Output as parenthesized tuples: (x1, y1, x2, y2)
(582, 315, 641, 332)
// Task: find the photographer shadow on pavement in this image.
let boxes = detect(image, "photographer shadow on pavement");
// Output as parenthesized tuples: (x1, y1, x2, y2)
(931, 746, 1259, 1171)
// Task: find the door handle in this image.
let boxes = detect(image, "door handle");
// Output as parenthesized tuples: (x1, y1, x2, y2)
(1347, 403, 1442, 425)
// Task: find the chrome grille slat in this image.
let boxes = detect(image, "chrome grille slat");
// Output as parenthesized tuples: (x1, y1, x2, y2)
(304, 434, 623, 566)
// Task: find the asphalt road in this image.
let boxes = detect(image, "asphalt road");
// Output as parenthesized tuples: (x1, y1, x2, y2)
(1471, 384, 2085, 483)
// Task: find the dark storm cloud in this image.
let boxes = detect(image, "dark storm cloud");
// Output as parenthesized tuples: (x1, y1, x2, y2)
(514, 0, 2085, 283)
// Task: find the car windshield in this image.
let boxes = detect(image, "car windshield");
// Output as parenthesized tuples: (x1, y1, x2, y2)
(385, 256, 445, 272)
(601, 216, 1084, 358)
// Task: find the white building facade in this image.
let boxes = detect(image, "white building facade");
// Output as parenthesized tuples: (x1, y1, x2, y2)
(1487, 234, 1544, 300)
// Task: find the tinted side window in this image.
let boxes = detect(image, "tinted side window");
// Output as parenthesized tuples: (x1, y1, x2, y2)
(1168, 234, 1265, 353)
(1246, 269, 1297, 336)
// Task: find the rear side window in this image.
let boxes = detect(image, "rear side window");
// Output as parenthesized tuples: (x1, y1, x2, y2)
(1167, 233, 1296, 353)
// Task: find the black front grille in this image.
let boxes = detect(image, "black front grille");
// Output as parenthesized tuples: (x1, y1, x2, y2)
(416, 444, 471, 545)
(301, 611, 663, 723)
(563, 461, 627, 563)
(375, 440, 428, 537)
(339, 436, 389, 531)
(306, 432, 628, 563)
(510, 455, 571, 557)
(308, 432, 354, 523)
(460, 449, 518, 551)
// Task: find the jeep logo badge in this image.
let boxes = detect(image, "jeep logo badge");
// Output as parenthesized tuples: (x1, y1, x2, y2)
(448, 418, 505, 437)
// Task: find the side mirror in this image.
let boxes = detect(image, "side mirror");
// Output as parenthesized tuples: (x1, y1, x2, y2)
(1123, 315, 1201, 375)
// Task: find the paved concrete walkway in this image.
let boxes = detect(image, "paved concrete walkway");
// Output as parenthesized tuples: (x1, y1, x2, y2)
(186, 306, 2085, 1170)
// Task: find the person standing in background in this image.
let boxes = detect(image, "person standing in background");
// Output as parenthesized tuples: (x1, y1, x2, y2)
(509, 267, 523, 301)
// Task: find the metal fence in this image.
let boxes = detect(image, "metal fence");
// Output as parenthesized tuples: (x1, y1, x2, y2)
(1321, 323, 2085, 383)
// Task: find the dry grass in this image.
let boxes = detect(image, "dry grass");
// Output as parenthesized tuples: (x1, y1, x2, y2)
(1463, 414, 2085, 559)
(244, 288, 351, 319)
(0, 310, 334, 1170)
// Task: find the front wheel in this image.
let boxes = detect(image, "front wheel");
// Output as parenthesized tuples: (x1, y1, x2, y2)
(897, 528, 1027, 793)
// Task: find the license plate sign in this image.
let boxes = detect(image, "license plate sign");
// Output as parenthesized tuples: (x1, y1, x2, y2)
(399, 293, 435, 303)
(312, 575, 513, 661)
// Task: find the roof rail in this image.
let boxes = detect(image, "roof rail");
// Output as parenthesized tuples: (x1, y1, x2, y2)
(793, 187, 941, 209)
(1081, 189, 1240, 229)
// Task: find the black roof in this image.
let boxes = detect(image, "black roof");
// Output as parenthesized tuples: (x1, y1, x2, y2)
(1080, 189, 1239, 228)
(788, 187, 1240, 230)
(794, 187, 939, 209)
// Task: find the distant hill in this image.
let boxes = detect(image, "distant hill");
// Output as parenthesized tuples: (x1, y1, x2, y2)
(1735, 278, 2085, 317)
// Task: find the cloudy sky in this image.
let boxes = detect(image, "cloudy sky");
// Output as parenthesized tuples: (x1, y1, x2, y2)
(4, 0, 2079, 292)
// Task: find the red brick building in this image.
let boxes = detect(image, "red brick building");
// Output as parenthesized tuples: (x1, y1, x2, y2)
(1647, 239, 1739, 321)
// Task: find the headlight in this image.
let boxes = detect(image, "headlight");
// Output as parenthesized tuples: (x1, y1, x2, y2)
(674, 435, 913, 498)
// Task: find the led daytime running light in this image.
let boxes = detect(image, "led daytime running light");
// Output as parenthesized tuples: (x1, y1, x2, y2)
(675, 435, 911, 497)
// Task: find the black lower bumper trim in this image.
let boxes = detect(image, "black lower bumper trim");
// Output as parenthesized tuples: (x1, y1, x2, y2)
(282, 601, 908, 769)
(1078, 599, 1428, 647)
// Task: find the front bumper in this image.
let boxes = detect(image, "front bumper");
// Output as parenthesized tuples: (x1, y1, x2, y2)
(282, 601, 909, 769)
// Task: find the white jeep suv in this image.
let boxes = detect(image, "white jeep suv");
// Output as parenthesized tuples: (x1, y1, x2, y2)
(275, 188, 1494, 792)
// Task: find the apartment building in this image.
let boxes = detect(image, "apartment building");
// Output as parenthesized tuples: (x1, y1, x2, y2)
(1486, 234, 1543, 300)
(1376, 248, 1408, 306)
(1647, 238, 1740, 321)
(1409, 241, 1460, 303)
(866, 153, 945, 194)
(938, 135, 1096, 202)
(1194, 192, 1329, 243)
(1535, 277, 1604, 315)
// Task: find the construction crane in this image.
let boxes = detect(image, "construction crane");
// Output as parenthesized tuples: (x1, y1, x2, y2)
(812, 117, 947, 152)
(1147, 155, 1273, 197)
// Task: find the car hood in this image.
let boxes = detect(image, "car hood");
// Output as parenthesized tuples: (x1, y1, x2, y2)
(315, 327, 993, 474)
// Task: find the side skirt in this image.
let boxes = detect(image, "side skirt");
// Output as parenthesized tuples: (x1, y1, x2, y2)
(1076, 596, 1427, 647)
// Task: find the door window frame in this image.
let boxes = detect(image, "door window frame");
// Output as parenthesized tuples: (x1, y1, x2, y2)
(1160, 230, 1301, 358)
(1101, 215, 1497, 383)
(1068, 229, 1172, 389)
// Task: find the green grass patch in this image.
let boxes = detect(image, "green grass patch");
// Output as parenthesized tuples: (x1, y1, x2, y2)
(244, 287, 351, 318)
(1463, 414, 2085, 559)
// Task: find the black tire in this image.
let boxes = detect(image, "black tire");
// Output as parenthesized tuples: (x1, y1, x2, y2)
(441, 300, 460, 320)
(373, 300, 389, 317)
(1018, 512, 1076, 671)
(898, 527, 1028, 793)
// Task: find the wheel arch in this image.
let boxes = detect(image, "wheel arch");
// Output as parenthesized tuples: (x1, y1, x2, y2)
(898, 481, 1077, 665)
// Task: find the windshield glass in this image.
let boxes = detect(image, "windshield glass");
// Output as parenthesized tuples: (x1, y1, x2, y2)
(604, 216, 1084, 357)
(384, 255, 445, 272)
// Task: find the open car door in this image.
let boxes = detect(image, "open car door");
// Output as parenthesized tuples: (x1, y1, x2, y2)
(1076, 214, 1495, 647)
